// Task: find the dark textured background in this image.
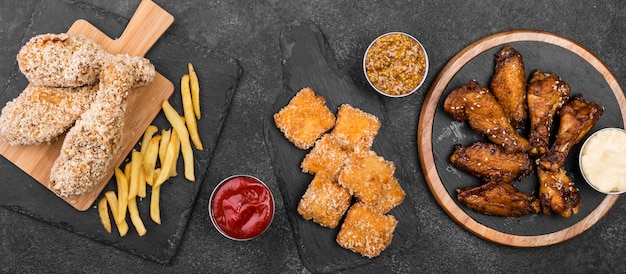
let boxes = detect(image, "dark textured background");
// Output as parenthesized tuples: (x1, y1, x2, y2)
(2, 0, 626, 273)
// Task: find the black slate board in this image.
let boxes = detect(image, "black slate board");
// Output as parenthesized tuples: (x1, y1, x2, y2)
(0, 0, 241, 264)
(432, 41, 623, 235)
(265, 21, 419, 273)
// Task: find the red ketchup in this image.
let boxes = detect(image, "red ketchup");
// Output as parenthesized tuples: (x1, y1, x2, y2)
(209, 175, 274, 240)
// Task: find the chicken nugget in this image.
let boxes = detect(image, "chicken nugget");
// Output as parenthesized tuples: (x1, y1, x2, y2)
(331, 104, 380, 152)
(301, 134, 349, 180)
(373, 177, 405, 214)
(336, 203, 398, 258)
(297, 175, 352, 228)
(274, 87, 336, 149)
(338, 151, 395, 205)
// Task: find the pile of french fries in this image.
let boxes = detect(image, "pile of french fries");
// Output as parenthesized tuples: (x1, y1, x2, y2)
(98, 63, 203, 236)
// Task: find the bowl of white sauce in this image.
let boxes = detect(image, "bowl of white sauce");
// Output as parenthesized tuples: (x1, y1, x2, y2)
(579, 127, 626, 194)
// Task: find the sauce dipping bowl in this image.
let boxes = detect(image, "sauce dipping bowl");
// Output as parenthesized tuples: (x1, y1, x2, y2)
(363, 31, 429, 98)
(579, 128, 626, 195)
(208, 175, 275, 241)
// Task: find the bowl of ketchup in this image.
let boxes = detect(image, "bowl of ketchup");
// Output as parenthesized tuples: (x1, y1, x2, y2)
(209, 175, 275, 241)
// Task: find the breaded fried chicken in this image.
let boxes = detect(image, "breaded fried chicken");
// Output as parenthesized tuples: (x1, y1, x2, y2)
(50, 55, 154, 197)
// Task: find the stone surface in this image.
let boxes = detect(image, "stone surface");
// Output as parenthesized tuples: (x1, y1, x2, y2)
(2, 0, 626, 273)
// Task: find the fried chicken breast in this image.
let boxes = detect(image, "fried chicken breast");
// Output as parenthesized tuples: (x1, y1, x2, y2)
(527, 70, 571, 157)
(490, 45, 527, 129)
(444, 80, 530, 153)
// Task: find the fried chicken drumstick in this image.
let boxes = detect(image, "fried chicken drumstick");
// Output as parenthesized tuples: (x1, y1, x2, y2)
(444, 80, 530, 153)
(450, 141, 532, 184)
(457, 181, 541, 217)
(50, 55, 155, 197)
(490, 45, 527, 129)
(527, 70, 571, 157)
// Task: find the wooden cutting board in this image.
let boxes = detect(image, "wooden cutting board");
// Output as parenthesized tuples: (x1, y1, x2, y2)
(0, 0, 174, 211)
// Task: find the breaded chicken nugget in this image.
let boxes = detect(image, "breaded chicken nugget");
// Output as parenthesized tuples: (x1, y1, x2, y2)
(297, 175, 351, 228)
(336, 203, 398, 258)
(373, 177, 405, 214)
(301, 134, 349, 180)
(331, 104, 380, 152)
(17, 33, 106, 87)
(274, 87, 336, 149)
(338, 151, 395, 206)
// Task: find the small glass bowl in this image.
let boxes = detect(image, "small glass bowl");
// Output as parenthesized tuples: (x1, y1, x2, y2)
(363, 31, 429, 98)
(579, 127, 626, 195)
(208, 175, 275, 241)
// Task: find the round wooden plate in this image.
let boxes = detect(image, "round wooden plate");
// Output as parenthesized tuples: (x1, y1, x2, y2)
(417, 30, 626, 247)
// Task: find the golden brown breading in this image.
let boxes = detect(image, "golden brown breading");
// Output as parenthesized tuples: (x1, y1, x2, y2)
(538, 94, 603, 171)
(301, 134, 349, 180)
(274, 87, 336, 149)
(336, 203, 398, 258)
(490, 45, 527, 129)
(17, 33, 106, 87)
(456, 181, 541, 217)
(372, 177, 405, 214)
(331, 104, 380, 153)
(444, 80, 530, 153)
(50, 55, 154, 197)
(449, 141, 532, 184)
(297, 175, 352, 228)
(0, 85, 98, 145)
(338, 151, 395, 206)
(536, 166, 580, 218)
(527, 70, 571, 157)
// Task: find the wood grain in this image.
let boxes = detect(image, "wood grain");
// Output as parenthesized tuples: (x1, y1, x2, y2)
(417, 30, 625, 247)
(0, 0, 174, 210)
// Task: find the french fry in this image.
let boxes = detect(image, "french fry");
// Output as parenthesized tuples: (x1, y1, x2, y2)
(104, 191, 128, 237)
(124, 162, 131, 183)
(138, 164, 146, 198)
(98, 197, 112, 234)
(128, 150, 142, 200)
(154, 130, 179, 187)
(188, 63, 201, 119)
(162, 100, 195, 181)
(128, 198, 147, 236)
(158, 129, 171, 167)
(144, 135, 161, 186)
(181, 74, 203, 150)
(140, 125, 159, 156)
(150, 184, 162, 224)
(115, 168, 128, 226)
(169, 128, 180, 177)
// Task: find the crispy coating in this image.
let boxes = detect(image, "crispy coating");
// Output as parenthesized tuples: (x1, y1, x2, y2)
(274, 87, 336, 149)
(490, 45, 527, 129)
(301, 134, 349, 180)
(536, 166, 580, 217)
(331, 104, 381, 153)
(50, 55, 153, 197)
(450, 141, 532, 184)
(0, 85, 97, 145)
(538, 94, 603, 171)
(336, 203, 398, 258)
(373, 177, 405, 214)
(338, 151, 395, 206)
(17, 33, 106, 87)
(444, 80, 530, 153)
(297, 175, 352, 228)
(457, 181, 540, 217)
(527, 70, 571, 157)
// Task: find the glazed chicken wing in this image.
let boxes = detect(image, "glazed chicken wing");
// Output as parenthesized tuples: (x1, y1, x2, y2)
(490, 45, 527, 129)
(527, 70, 571, 157)
(450, 141, 532, 183)
(457, 181, 540, 217)
(536, 166, 580, 217)
(444, 80, 530, 153)
(538, 94, 603, 171)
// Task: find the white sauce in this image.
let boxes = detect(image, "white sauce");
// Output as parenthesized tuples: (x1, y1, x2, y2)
(580, 128, 626, 193)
